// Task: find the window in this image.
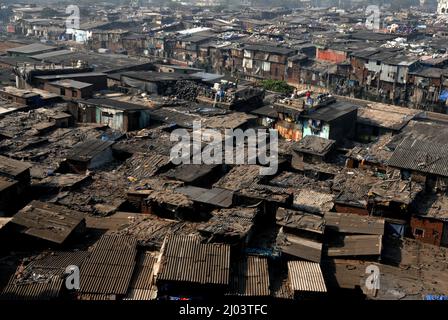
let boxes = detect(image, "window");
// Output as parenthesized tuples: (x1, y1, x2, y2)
(414, 228, 424, 237)
(72, 90, 78, 98)
(376, 61, 381, 66)
(60, 88, 65, 96)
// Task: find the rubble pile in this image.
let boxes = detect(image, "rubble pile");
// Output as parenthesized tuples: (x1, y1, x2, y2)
(174, 80, 201, 101)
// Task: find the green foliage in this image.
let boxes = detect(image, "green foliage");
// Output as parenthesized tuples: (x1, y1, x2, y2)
(259, 79, 293, 94)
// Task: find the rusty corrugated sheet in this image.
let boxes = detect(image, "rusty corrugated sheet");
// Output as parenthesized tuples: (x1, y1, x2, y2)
(1, 277, 63, 301)
(287, 261, 327, 293)
(123, 152, 171, 180)
(228, 256, 270, 296)
(1, 251, 90, 301)
(157, 235, 230, 286)
(79, 235, 137, 296)
(124, 252, 157, 300)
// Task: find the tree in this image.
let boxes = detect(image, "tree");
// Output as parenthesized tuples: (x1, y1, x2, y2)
(259, 79, 293, 94)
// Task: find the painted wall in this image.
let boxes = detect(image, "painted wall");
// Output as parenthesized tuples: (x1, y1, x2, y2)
(66, 28, 92, 43)
(301, 120, 330, 139)
(316, 48, 347, 64)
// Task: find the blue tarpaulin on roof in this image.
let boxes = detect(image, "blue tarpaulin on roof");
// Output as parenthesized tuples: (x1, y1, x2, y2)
(386, 222, 405, 237)
(440, 90, 448, 102)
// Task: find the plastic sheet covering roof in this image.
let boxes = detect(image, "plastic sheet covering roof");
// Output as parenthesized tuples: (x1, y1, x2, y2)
(287, 260, 327, 293)
(79, 235, 137, 295)
(158, 235, 230, 285)
(228, 256, 270, 296)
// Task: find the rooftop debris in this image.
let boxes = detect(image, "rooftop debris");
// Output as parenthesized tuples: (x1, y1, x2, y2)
(9, 201, 86, 244)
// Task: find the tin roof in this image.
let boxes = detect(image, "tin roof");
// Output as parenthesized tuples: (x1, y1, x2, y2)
(228, 256, 270, 296)
(67, 139, 114, 162)
(1, 251, 89, 300)
(175, 186, 234, 208)
(124, 252, 158, 300)
(388, 137, 448, 177)
(157, 235, 230, 285)
(80, 235, 137, 295)
(287, 260, 327, 293)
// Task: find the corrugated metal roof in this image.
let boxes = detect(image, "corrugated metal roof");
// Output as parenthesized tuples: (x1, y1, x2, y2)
(1, 276, 63, 300)
(79, 235, 137, 295)
(122, 152, 171, 180)
(175, 186, 234, 208)
(124, 252, 157, 300)
(228, 256, 270, 296)
(387, 137, 448, 177)
(287, 261, 327, 293)
(67, 139, 114, 162)
(31, 251, 90, 269)
(157, 235, 230, 286)
(0, 251, 88, 300)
